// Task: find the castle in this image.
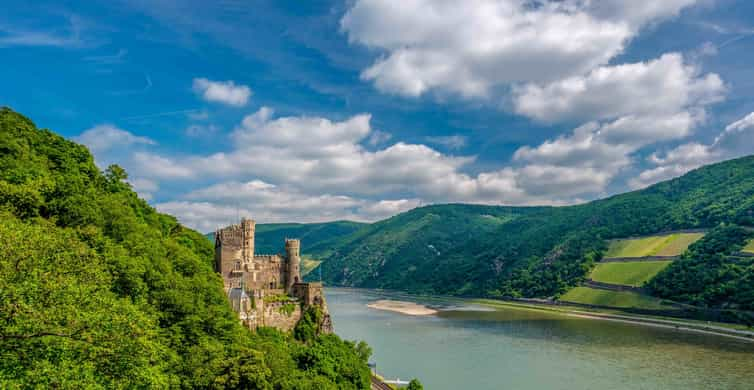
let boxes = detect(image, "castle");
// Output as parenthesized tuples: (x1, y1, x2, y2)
(214, 218, 331, 332)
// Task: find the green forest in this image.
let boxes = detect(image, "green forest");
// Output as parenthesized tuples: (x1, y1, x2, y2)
(312, 153, 754, 313)
(0, 107, 372, 388)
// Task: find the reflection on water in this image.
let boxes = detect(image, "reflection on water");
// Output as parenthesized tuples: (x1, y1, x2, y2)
(326, 288, 754, 390)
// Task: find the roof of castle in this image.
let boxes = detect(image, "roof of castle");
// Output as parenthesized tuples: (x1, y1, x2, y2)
(227, 287, 249, 302)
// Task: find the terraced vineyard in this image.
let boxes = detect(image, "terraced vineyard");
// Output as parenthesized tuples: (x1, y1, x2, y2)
(744, 239, 754, 254)
(301, 257, 322, 276)
(604, 232, 705, 258)
(589, 261, 673, 287)
(559, 287, 671, 310)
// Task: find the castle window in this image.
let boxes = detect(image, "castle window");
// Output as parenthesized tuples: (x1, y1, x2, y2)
(234, 262, 241, 271)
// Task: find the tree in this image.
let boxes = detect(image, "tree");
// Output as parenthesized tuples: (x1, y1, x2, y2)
(407, 378, 424, 390)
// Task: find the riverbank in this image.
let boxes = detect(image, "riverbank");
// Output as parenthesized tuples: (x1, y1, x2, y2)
(367, 299, 438, 316)
(470, 298, 754, 342)
(351, 288, 754, 341)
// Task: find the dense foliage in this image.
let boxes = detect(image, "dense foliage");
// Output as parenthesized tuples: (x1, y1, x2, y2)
(316, 154, 754, 302)
(314, 204, 542, 293)
(0, 108, 371, 388)
(648, 225, 754, 311)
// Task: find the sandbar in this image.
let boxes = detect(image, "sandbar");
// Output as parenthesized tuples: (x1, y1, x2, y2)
(367, 299, 438, 316)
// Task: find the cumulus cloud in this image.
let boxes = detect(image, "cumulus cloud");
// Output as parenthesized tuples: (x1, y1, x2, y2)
(192, 77, 251, 106)
(512, 53, 724, 123)
(76, 124, 155, 154)
(342, 0, 697, 98)
(106, 107, 593, 230)
(367, 130, 392, 146)
(630, 111, 754, 189)
(157, 179, 421, 231)
(132, 152, 195, 180)
(506, 53, 725, 193)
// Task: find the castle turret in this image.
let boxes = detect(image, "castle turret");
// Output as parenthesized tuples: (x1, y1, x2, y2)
(285, 239, 301, 292)
(241, 218, 255, 262)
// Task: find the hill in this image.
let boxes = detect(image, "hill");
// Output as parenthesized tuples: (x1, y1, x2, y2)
(315, 155, 754, 310)
(312, 204, 545, 294)
(0, 108, 371, 388)
(205, 221, 365, 254)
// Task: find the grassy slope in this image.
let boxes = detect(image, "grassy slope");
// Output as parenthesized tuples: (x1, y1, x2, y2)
(301, 257, 322, 277)
(655, 233, 705, 256)
(590, 261, 673, 287)
(560, 287, 671, 310)
(744, 239, 754, 254)
(604, 233, 704, 258)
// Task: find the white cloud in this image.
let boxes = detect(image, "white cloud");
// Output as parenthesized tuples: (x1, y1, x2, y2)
(192, 77, 251, 106)
(0, 15, 89, 48)
(367, 130, 392, 146)
(512, 53, 724, 123)
(127, 178, 159, 201)
(76, 124, 155, 154)
(116, 108, 589, 222)
(507, 53, 725, 193)
(714, 111, 754, 155)
(342, 0, 697, 98)
(425, 135, 468, 150)
(185, 123, 219, 137)
(81, 104, 746, 225)
(357, 199, 422, 218)
(157, 179, 421, 231)
(630, 111, 754, 189)
(132, 152, 195, 179)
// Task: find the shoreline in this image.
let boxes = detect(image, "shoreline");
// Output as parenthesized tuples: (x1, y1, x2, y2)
(367, 299, 438, 316)
(332, 288, 754, 342)
(470, 298, 754, 342)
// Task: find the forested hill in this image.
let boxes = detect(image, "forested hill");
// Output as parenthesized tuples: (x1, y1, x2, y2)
(315, 155, 754, 301)
(0, 107, 372, 388)
(206, 221, 366, 254)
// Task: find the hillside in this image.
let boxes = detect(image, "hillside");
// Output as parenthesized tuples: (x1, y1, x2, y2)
(0, 108, 371, 388)
(206, 221, 365, 254)
(315, 155, 754, 307)
(311, 204, 545, 294)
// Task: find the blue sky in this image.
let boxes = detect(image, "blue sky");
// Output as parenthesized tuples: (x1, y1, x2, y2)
(2, 0, 754, 231)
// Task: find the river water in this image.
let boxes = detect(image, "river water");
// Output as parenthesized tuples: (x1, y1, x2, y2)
(325, 288, 754, 390)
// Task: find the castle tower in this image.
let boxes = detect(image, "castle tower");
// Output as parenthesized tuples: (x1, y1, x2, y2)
(285, 239, 301, 292)
(241, 218, 255, 263)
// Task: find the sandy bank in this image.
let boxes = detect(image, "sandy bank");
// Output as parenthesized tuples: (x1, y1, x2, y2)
(367, 299, 438, 316)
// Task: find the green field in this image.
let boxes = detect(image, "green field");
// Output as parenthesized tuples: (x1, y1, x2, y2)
(590, 261, 672, 287)
(301, 257, 322, 277)
(744, 239, 754, 254)
(604, 233, 704, 258)
(559, 287, 671, 310)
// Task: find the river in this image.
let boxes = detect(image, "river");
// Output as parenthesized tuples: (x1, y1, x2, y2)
(325, 288, 754, 390)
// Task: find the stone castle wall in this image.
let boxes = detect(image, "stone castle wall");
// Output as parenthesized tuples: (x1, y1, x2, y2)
(260, 301, 302, 331)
